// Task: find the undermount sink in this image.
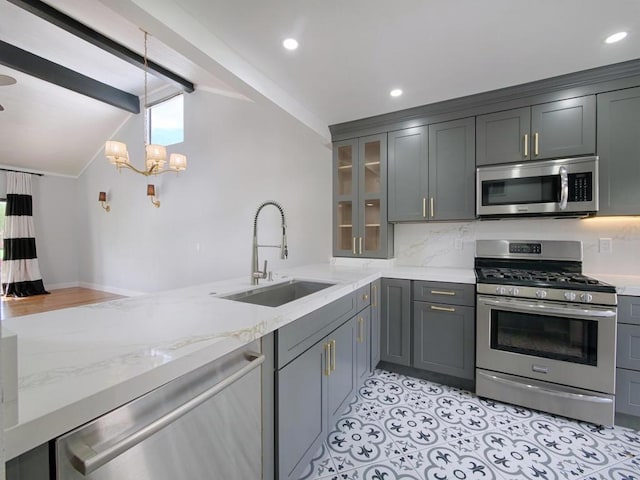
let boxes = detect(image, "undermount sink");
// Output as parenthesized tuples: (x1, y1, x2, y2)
(221, 280, 335, 307)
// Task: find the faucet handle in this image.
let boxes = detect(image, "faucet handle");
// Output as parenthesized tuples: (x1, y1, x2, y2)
(262, 260, 268, 278)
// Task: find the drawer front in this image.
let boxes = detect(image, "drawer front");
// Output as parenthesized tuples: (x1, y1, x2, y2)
(616, 368, 640, 417)
(617, 323, 640, 370)
(618, 296, 640, 325)
(276, 292, 356, 369)
(413, 281, 475, 306)
(356, 284, 371, 311)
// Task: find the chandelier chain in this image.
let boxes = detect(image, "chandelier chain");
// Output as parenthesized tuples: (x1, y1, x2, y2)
(143, 30, 148, 149)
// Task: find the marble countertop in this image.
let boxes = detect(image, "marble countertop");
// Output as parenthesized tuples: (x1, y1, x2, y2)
(585, 273, 640, 297)
(2, 263, 473, 460)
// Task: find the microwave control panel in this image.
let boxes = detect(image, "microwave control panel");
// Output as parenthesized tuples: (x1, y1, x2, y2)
(568, 172, 592, 202)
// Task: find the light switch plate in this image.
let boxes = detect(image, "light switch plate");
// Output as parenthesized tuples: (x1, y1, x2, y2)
(599, 238, 613, 254)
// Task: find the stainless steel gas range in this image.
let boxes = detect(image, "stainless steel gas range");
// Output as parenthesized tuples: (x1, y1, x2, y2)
(475, 239, 617, 426)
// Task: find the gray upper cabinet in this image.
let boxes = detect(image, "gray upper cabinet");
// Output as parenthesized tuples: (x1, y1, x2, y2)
(476, 107, 530, 166)
(380, 278, 411, 366)
(388, 126, 428, 221)
(333, 134, 393, 258)
(476, 96, 596, 166)
(428, 117, 476, 221)
(388, 117, 475, 222)
(597, 86, 640, 215)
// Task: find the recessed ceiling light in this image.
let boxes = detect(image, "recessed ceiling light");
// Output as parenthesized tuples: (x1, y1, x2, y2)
(390, 89, 403, 97)
(283, 38, 299, 50)
(605, 31, 627, 44)
(0, 74, 17, 86)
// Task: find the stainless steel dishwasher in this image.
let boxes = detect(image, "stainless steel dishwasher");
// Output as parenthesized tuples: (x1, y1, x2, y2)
(56, 342, 264, 479)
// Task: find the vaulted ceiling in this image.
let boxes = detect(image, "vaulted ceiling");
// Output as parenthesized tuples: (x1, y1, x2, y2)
(1, 0, 640, 176)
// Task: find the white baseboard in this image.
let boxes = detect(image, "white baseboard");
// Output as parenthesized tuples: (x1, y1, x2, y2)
(78, 282, 144, 297)
(45, 281, 80, 290)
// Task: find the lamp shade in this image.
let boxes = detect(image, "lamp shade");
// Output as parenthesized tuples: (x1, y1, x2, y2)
(105, 141, 129, 164)
(169, 153, 187, 171)
(98, 191, 107, 202)
(147, 184, 156, 196)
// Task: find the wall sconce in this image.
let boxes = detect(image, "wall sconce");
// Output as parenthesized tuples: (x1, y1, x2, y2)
(98, 191, 110, 212)
(147, 184, 160, 208)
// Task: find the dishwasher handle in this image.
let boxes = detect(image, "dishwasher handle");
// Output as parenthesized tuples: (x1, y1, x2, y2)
(68, 351, 265, 476)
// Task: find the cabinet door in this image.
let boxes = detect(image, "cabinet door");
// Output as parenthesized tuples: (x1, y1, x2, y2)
(333, 139, 359, 257)
(327, 316, 357, 426)
(380, 278, 412, 366)
(428, 117, 476, 221)
(277, 341, 328, 480)
(531, 96, 596, 160)
(476, 107, 531, 166)
(355, 307, 372, 384)
(597, 87, 640, 215)
(387, 126, 429, 221)
(413, 302, 475, 379)
(370, 279, 381, 370)
(358, 134, 391, 258)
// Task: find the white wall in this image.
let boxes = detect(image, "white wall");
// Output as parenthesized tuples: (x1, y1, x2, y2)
(76, 90, 332, 293)
(394, 216, 640, 275)
(0, 174, 79, 289)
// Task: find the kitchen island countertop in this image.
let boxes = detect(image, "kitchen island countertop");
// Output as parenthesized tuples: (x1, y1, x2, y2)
(2, 263, 473, 460)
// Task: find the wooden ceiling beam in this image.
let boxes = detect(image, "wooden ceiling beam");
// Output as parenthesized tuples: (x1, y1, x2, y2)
(0, 40, 140, 113)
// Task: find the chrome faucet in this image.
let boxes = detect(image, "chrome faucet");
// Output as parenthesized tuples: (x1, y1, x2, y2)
(251, 201, 288, 285)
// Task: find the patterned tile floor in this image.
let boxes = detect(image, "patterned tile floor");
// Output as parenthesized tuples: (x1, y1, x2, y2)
(298, 369, 640, 480)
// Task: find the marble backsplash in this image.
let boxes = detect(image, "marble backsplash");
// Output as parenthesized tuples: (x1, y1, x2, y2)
(394, 216, 640, 275)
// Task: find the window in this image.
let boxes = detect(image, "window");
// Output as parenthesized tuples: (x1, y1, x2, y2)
(148, 94, 184, 146)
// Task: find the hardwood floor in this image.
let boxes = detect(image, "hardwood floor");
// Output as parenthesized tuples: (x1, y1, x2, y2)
(1, 287, 125, 319)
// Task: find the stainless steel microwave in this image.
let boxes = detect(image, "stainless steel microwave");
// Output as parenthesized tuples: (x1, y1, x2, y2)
(476, 156, 599, 217)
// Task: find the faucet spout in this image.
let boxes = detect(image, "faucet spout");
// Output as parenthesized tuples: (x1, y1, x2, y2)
(251, 201, 288, 285)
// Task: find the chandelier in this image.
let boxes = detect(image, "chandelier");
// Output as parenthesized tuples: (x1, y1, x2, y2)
(104, 30, 187, 176)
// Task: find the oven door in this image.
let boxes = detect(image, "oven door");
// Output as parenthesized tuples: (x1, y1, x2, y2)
(476, 295, 616, 394)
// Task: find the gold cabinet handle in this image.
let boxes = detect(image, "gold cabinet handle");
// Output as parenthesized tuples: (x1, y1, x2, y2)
(431, 305, 456, 312)
(524, 133, 529, 158)
(534, 132, 539, 156)
(422, 197, 427, 218)
(352, 237, 356, 255)
(372, 284, 377, 307)
(324, 342, 331, 376)
(359, 237, 363, 255)
(363, 293, 369, 301)
(357, 317, 365, 343)
(430, 197, 434, 218)
(430, 290, 456, 296)
(330, 339, 336, 372)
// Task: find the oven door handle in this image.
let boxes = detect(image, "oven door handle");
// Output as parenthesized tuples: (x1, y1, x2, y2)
(477, 370, 614, 405)
(479, 297, 616, 318)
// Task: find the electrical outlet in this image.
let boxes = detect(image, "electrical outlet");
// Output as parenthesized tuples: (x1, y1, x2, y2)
(454, 239, 463, 251)
(599, 238, 613, 254)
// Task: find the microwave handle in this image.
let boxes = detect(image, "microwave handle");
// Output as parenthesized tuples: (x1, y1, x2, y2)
(559, 166, 568, 210)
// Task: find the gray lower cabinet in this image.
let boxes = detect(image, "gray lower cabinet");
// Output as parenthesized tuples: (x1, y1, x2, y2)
(387, 117, 475, 222)
(412, 281, 475, 380)
(370, 279, 381, 370)
(597, 86, 640, 215)
(380, 278, 411, 366)
(413, 302, 475, 379)
(355, 306, 372, 384)
(276, 286, 373, 480)
(476, 96, 596, 166)
(616, 296, 640, 419)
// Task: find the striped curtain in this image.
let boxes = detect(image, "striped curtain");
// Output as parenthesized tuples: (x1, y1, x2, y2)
(1, 172, 48, 297)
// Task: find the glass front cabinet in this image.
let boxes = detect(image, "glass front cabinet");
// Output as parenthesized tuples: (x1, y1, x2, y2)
(333, 134, 393, 258)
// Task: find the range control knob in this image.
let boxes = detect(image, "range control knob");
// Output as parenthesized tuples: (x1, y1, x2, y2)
(496, 286, 506, 295)
(564, 291, 577, 301)
(535, 289, 547, 299)
(580, 293, 594, 303)
(512, 288, 520, 296)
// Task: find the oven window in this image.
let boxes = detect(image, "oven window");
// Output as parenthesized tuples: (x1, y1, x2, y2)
(481, 175, 559, 206)
(490, 310, 597, 365)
